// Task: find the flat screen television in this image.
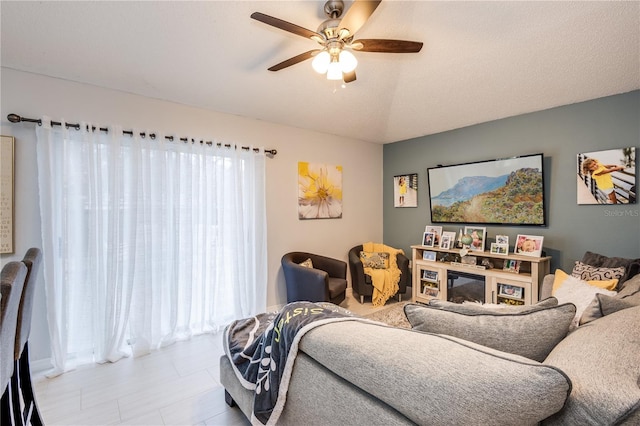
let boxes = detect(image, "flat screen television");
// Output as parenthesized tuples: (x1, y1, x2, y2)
(427, 153, 546, 226)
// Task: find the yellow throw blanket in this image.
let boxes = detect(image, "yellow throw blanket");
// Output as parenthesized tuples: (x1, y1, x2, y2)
(362, 242, 404, 307)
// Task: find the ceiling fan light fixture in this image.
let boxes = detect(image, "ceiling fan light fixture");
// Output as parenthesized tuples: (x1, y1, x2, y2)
(339, 50, 357, 72)
(326, 60, 343, 80)
(312, 50, 331, 73)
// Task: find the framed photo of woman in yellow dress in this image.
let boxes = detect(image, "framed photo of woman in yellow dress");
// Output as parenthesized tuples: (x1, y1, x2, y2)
(394, 173, 418, 207)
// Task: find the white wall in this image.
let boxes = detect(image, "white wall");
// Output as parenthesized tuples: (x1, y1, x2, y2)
(0, 68, 383, 365)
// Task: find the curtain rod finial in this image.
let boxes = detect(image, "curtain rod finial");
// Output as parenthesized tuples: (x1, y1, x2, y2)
(7, 113, 22, 123)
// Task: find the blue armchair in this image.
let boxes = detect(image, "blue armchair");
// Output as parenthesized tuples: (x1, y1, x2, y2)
(281, 252, 347, 305)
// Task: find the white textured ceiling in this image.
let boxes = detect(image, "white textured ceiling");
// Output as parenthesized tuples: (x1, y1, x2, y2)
(1, 1, 639, 144)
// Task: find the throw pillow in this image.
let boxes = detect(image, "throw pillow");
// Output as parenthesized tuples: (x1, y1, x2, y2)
(299, 258, 314, 268)
(618, 273, 640, 298)
(578, 274, 640, 325)
(571, 261, 624, 286)
(552, 268, 617, 292)
(404, 301, 575, 362)
(359, 251, 389, 269)
(579, 294, 637, 325)
(580, 251, 640, 287)
(551, 270, 617, 330)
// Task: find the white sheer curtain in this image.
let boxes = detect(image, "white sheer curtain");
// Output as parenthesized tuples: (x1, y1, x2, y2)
(36, 117, 267, 375)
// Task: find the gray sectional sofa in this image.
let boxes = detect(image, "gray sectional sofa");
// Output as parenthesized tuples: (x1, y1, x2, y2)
(220, 260, 640, 425)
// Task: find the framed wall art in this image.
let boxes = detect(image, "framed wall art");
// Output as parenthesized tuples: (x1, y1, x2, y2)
(427, 153, 546, 225)
(577, 147, 636, 205)
(394, 173, 418, 207)
(0, 135, 14, 254)
(298, 162, 343, 219)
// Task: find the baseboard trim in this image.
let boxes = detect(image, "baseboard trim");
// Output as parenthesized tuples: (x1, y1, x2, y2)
(30, 358, 53, 374)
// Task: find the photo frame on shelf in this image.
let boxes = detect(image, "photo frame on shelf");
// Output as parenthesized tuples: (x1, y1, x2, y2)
(439, 235, 452, 250)
(441, 231, 457, 250)
(422, 286, 439, 297)
(496, 235, 509, 245)
(425, 225, 443, 246)
(422, 270, 438, 281)
(498, 284, 524, 299)
(514, 234, 544, 257)
(490, 243, 509, 256)
(503, 259, 521, 273)
(422, 231, 436, 247)
(464, 226, 486, 252)
(422, 250, 437, 261)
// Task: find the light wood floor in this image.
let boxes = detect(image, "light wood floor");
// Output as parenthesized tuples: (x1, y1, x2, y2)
(32, 290, 408, 425)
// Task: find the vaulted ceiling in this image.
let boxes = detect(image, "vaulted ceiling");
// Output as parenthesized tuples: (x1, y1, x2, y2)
(2, 1, 638, 144)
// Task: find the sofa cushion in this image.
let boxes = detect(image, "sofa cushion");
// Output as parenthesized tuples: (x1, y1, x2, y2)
(543, 305, 640, 425)
(618, 273, 640, 297)
(580, 251, 640, 288)
(579, 294, 637, 325)
(405, 300, 575, 362)
(301, 321, 571, 426)
(551, 270, 617, 330)
(579, 274, 640, 325)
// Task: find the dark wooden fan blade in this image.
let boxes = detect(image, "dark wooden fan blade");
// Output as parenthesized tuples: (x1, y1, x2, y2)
(343, 70, 357, 83)
(251, 12, 323, 41)
(351, 39, 423, 53)
(338, 0, 381, 38)
(268, 50, 321, 71)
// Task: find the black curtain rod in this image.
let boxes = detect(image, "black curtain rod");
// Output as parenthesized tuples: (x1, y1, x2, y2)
(7, 113, 277, 156)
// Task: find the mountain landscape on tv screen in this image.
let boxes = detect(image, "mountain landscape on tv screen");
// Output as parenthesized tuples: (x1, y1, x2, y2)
(431, 168, 543, 224)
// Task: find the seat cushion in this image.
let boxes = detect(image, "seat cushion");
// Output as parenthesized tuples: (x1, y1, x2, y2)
(327, 277, 347, 299)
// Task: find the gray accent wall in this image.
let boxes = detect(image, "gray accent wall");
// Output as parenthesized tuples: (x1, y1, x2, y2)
(384, 91, 639, 274)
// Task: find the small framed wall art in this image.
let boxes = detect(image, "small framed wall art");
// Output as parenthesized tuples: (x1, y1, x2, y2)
(394, 173, 418, 207)
(0, 135, 14, 254)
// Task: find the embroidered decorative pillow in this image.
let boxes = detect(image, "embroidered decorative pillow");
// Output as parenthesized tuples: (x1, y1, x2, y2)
(360, 251, 389, 269)
(299, 258, 314, 268)
(580, 251, 640, 287)
(571, 261, 625, 286)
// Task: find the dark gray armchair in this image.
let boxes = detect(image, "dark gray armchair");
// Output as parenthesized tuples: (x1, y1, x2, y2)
(281, 252, 347, 305)
(348, 245, 411, 304)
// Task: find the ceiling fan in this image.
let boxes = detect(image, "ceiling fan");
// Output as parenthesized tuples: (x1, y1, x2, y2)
(251, 0, 423, 83)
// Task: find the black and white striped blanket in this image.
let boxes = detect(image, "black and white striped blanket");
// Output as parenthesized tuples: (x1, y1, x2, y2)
(223, 301, 368, 425)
